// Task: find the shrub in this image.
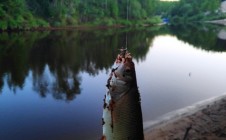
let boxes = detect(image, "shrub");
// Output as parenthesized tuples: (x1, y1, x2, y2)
(0, 20, 7, 30)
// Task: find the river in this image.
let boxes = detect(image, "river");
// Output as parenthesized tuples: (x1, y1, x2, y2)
(0, 24, 226, 140)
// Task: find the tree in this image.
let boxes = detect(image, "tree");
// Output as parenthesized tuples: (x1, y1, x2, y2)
(109, 0, 119, 18)
(168, 0, 222, 24)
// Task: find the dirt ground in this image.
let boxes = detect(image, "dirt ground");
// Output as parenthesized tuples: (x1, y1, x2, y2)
(144, 95, 226, 140)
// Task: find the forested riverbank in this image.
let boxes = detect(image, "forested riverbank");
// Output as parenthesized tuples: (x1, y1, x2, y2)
(0, 0, 163, 31)
(0, 0, 225, 31)
(167, 0, 224, 25)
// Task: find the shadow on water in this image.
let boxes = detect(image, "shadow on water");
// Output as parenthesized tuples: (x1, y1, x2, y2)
(0, 28, 155, 101)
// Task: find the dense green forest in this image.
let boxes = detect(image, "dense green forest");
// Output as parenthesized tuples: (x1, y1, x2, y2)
(0, 0, 224, 30)
(168, 0, 224, 24)
(0, 0, 162, 30)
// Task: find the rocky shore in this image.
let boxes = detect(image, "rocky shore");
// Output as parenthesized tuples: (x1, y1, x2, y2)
(144, 94, 226, 140)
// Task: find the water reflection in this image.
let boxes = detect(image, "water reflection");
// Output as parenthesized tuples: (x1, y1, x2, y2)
(0, 29, 153, 100)
(138, 34, 226, 124)
(1, 25, 226, 99)
(1, 25, 226, 140)
(168, 24, 226, 51)
(0, 32, 49, 91)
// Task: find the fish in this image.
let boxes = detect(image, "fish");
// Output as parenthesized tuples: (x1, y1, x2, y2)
(102, 49, 144, 140)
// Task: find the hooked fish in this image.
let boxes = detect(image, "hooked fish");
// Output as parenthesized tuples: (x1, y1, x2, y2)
(102, 49, 144, 140)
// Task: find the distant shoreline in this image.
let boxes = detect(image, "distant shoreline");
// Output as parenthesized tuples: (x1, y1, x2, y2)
(206, 19, 226, 26)
(0, 17, 162, 32)
(0, 24, 156, 32)
(144, 93, 226, 139)
(0, 25, 125, 32)
(37, 24, 127, 31)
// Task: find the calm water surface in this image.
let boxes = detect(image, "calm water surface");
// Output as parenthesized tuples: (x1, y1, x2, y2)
(1, 25, 226, 140)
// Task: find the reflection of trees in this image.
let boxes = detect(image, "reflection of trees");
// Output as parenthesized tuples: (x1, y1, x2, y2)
(168, 24, 226, 52)
(31, 65, 81, 101)
(0, 32, 48, 92)
(2, 25, 224, 98)
(0, 28, 153, 100)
